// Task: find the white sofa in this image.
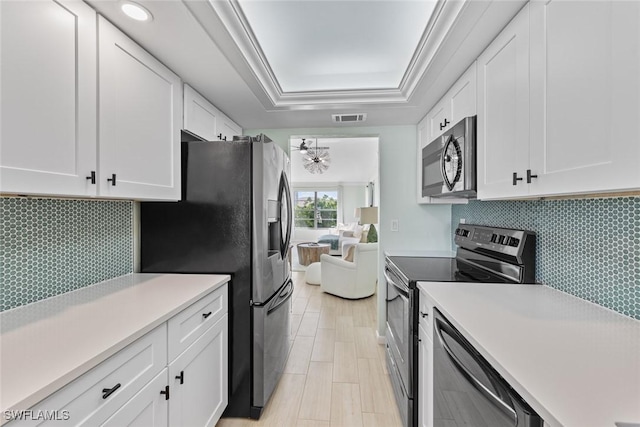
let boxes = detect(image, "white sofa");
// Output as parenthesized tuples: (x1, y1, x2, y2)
(320, 243, 378, 299)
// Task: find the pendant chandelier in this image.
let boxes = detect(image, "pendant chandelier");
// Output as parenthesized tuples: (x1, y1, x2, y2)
(303, 138, 331, 174)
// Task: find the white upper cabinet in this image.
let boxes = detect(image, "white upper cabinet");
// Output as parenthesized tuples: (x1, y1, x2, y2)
(448, 63, 477, 129)
(477, 0, 640, 200)
(98, 16, 182, 201)
(218, 116, 242, 142)
(528, 0, 640, 196)
(184, 84, 219, 141)
(425, 62, 477, 143)
(0, 0, 97, 197)
(184, 84, 242, 142)
(425, 101, 448, 143)
(476, 3, 531, 199)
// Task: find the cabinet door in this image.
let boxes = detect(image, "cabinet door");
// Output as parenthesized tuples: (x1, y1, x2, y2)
(101, 370, 168, 427)
(218, 116, 242, 142)
(476, 3, 530, 200)
(417, 117, 431, 204)
(529, 0, 640, 196)
(0, 0, 97, 197)
(449, 61, 477, 126)
(98, 16, 182, 201)
(169, 315, 228, 427)
(426, 100, 449, 141)
(184, 84, 219, 141)
(418, 323, 433, 427)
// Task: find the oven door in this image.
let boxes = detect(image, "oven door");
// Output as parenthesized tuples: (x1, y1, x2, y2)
(385, 266, 413, 395)
(422, 136, 447, 197)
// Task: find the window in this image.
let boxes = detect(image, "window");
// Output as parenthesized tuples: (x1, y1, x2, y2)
(294, 190, 338, 229)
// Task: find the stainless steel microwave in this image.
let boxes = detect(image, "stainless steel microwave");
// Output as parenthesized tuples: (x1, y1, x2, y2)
(422, 116, 476, 198)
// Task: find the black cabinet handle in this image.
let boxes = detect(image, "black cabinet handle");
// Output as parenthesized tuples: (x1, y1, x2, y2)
(202, 311, 212, 319)
(512, 172, 523, 186)
(526, 169, 538, 183)
(160, 385, 170, 400)
(217, 133, 223, 140)
(86, 171, 96, 184)
(223, 136, 227, 141)
(420, 311, 429, 318)
(102, 383, 121, 399)
(107, 174, 117, 186)
(439, 118, 450, 130)
(175, 370, 184, 385)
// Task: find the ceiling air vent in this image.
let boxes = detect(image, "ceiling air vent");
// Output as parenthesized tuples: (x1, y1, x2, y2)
(332, 113, 367, 123)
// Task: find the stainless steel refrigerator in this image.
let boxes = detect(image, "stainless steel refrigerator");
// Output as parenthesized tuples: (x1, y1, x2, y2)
(140, 133, 293, 419)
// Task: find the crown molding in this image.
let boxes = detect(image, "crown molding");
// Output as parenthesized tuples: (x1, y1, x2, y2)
(206, 0, 470, 110)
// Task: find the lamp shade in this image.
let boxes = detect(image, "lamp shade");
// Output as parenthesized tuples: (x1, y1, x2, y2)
(359, 206, 378, 225)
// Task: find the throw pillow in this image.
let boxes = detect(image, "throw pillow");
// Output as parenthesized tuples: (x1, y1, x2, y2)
(344, 245, 356, 262)
(367, 224, 378, 243)
(359, 225, 370, 243)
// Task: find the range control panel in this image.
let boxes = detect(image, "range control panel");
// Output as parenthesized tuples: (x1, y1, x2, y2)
(454, 224, 535, 264)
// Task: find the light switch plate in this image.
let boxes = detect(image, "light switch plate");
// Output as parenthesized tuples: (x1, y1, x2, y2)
(391, 219, 399, 232)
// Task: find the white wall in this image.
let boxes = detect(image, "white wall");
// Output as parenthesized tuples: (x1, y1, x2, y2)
(246, 125, 453, 337)
(341, 184, 367, 224)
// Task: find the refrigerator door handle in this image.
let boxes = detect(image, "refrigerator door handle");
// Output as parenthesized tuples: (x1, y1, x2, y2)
(278, 172, 293, 260)
(268, 280, 294, 315)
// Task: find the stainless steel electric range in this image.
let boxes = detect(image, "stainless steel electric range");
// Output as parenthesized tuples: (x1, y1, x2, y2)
(384, 223, 537, 427)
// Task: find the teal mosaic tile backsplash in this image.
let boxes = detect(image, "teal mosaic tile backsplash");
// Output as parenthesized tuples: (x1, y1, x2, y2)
(1, 197, 134, 311)
(452, 197, 639, 319)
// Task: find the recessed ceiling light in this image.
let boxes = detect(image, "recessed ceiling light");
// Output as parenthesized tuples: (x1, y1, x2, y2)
(120, 1, 153, 22)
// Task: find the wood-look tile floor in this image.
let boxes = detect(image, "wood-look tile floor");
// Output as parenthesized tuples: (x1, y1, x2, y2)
(216, 271, 402, 427)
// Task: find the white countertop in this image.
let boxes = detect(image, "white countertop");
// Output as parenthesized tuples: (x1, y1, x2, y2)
(418, 282, 640, 427)
(0, 273, 230, 417)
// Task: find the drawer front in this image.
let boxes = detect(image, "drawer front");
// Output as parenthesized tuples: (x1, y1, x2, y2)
(418, 291, 433, 339)
(8, 324, 167, 426)
(168, 284, 228, 361)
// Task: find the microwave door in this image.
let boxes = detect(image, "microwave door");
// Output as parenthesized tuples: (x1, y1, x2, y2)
(422, 137, 447, 197)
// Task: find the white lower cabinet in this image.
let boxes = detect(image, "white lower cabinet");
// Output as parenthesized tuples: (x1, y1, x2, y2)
(418, 323, 433, 427)
(7, 284, 228, 427)
(101, 370, 169, 427)
(169, 315, 228, 427)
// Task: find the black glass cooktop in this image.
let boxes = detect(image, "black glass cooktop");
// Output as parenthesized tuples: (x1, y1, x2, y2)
(387, 256, 511, 285)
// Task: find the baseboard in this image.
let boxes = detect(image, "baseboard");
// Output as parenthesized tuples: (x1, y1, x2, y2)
(376, 330, 386, 345)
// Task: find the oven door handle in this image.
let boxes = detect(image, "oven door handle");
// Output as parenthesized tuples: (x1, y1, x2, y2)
(384, 269, 409, 299)
(434, 318, 517, 422)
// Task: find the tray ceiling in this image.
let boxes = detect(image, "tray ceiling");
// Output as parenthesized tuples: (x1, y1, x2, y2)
(236, 0, 438, 93)
(85, 0, 527, 128)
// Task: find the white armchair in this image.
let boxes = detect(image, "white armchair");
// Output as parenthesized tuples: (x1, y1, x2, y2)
(320, 243, 378, 299)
